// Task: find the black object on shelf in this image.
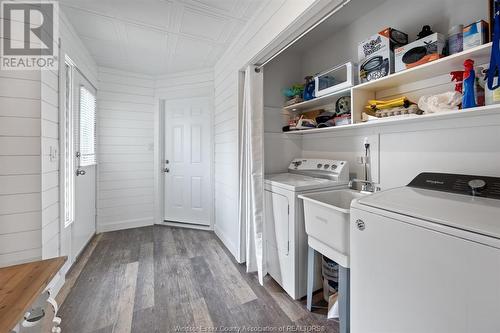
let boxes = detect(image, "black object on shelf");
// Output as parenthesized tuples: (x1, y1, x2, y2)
(417, 25, 434, 39)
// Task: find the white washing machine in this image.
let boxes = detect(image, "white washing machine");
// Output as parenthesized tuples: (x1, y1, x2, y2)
(265, 158, 349, 299)
(350, 172, 500, 333)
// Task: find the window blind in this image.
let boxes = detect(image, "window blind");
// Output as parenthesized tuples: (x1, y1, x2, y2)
(79, 86, 96, 166)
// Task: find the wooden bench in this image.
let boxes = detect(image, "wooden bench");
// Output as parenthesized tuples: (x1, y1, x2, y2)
(0, 257, 67, 333)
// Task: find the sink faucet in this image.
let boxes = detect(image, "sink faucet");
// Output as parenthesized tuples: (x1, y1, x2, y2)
(349, 179, 381, 193)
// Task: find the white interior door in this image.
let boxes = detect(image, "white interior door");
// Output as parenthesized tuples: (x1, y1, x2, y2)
(72, 71, 96, 258)
(163, 97, 212, 226)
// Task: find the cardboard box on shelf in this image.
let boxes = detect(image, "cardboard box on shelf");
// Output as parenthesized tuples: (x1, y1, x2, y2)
(463, 20, 489, 50)
(358, 28, 408, 83)
(394, 33, 445, 72)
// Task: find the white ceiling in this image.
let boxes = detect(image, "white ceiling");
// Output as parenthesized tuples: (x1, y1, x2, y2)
(59, 0, 263, 75)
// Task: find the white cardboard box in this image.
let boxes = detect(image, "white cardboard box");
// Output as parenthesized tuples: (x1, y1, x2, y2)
(394, 33, 445, 73)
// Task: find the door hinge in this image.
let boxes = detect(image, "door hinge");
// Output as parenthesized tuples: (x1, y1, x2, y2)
(287, 205, 290, 215)
(287, 241, 290, 254)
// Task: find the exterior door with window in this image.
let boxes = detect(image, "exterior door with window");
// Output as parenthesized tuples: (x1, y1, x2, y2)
(163, 97, 212, 226)
(72, 71, 97, 259)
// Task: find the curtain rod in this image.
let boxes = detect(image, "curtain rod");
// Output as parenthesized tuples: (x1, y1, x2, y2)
(255, 0, 350, 72)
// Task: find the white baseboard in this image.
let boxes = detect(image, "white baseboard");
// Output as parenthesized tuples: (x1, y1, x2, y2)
(214, 224, 241, 262)
(97, 217, 154, 233)
(48, 271, 65, 297)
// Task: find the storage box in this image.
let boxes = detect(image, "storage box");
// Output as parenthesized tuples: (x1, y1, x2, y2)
(358, 28, 408, 83)
(463, 20, 489, 50)
(394, 33, 445, 72)
(314, 62, 356, 97)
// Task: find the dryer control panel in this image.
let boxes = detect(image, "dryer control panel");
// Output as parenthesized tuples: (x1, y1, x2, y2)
(288, 158, 349, 182)
(408, 172, 500, 199)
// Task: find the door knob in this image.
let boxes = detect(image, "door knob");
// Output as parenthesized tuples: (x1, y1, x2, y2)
(76, 169, 86, 176)
(164, 168, 170, 173)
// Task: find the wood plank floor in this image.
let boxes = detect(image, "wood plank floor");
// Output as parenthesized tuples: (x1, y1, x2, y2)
(59, 226, 338, 333)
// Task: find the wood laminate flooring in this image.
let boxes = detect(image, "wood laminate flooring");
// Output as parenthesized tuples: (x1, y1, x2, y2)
(59, 226, 338, 333)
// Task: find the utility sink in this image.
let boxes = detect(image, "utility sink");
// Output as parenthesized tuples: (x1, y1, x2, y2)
(298, 190, 367, 267)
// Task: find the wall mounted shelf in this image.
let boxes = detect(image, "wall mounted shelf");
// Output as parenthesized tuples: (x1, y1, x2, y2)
(282, 87, 351, 112)
(350, 42, 492, 123)
(352, 42, 492, 92)
(283, 42, 493, 134)
(284, 104, 500, 135)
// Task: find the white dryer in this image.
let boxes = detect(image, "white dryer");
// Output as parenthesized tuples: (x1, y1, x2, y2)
(350, 172, 500, 333)
(265, 158, 349, 299)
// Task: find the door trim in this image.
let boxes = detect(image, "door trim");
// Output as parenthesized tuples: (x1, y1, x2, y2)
(154, 96, 215, 230)
(58, 53, 99, 276)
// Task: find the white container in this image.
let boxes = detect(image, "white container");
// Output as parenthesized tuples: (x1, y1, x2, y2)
(299, 189, 365, 267)
(314, 62, 356, 97)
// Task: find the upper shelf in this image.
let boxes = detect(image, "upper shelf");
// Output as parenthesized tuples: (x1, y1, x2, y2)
(353, 42, 492, 92)
(282, 87, 351, 112)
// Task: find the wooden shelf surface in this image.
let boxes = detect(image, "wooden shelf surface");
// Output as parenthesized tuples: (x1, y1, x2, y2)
(0, 257, 67, 333)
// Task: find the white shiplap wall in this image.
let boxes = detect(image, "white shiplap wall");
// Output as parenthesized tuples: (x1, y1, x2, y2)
(0, 9, 98, 275)
(97, 67, 155, 232)
(0, 69, 43, 267)
(41, 69, 60, 260)
(155, 68, 214, 99)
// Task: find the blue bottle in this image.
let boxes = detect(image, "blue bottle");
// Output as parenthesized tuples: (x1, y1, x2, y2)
(462, 59, 477, 109)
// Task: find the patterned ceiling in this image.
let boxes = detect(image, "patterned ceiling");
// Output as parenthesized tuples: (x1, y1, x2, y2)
(59, 0, 264, 75)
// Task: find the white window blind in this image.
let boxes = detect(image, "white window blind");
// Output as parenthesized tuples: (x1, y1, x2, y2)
(79, 86, 96, 166)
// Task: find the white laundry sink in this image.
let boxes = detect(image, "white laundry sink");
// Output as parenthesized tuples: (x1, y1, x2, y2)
(298, 190, 366, 267)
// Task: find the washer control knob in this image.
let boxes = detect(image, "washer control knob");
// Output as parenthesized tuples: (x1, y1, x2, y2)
(324, 164, 330, 169)
(317, 164, 323, 169)
(468, 179, 486, 196)
(331, 164, 337, 170)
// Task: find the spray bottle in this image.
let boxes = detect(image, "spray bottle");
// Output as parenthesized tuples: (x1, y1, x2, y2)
(462, 59, 477, 109)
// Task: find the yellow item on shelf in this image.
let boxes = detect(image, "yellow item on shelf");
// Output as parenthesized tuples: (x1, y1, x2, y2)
(365, 97, 408, 111)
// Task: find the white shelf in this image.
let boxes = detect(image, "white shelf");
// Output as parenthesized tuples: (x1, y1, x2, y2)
(281, 42, 493, 132)
(282, 87, 351, 112)
(353, 42, 492, 92)
(284, 104, 500, 135)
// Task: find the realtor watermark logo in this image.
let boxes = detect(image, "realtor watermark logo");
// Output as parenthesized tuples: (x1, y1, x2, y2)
(1, 1, 58, 70)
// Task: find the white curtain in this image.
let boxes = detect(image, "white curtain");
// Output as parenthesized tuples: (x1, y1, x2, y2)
(238, 65, 265, 284)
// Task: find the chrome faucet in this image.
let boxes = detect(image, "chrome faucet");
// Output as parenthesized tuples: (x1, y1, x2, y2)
(349, 179, 381, 194)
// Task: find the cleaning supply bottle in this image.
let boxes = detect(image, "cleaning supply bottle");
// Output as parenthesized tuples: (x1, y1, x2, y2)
(462, 59, 477, 109)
